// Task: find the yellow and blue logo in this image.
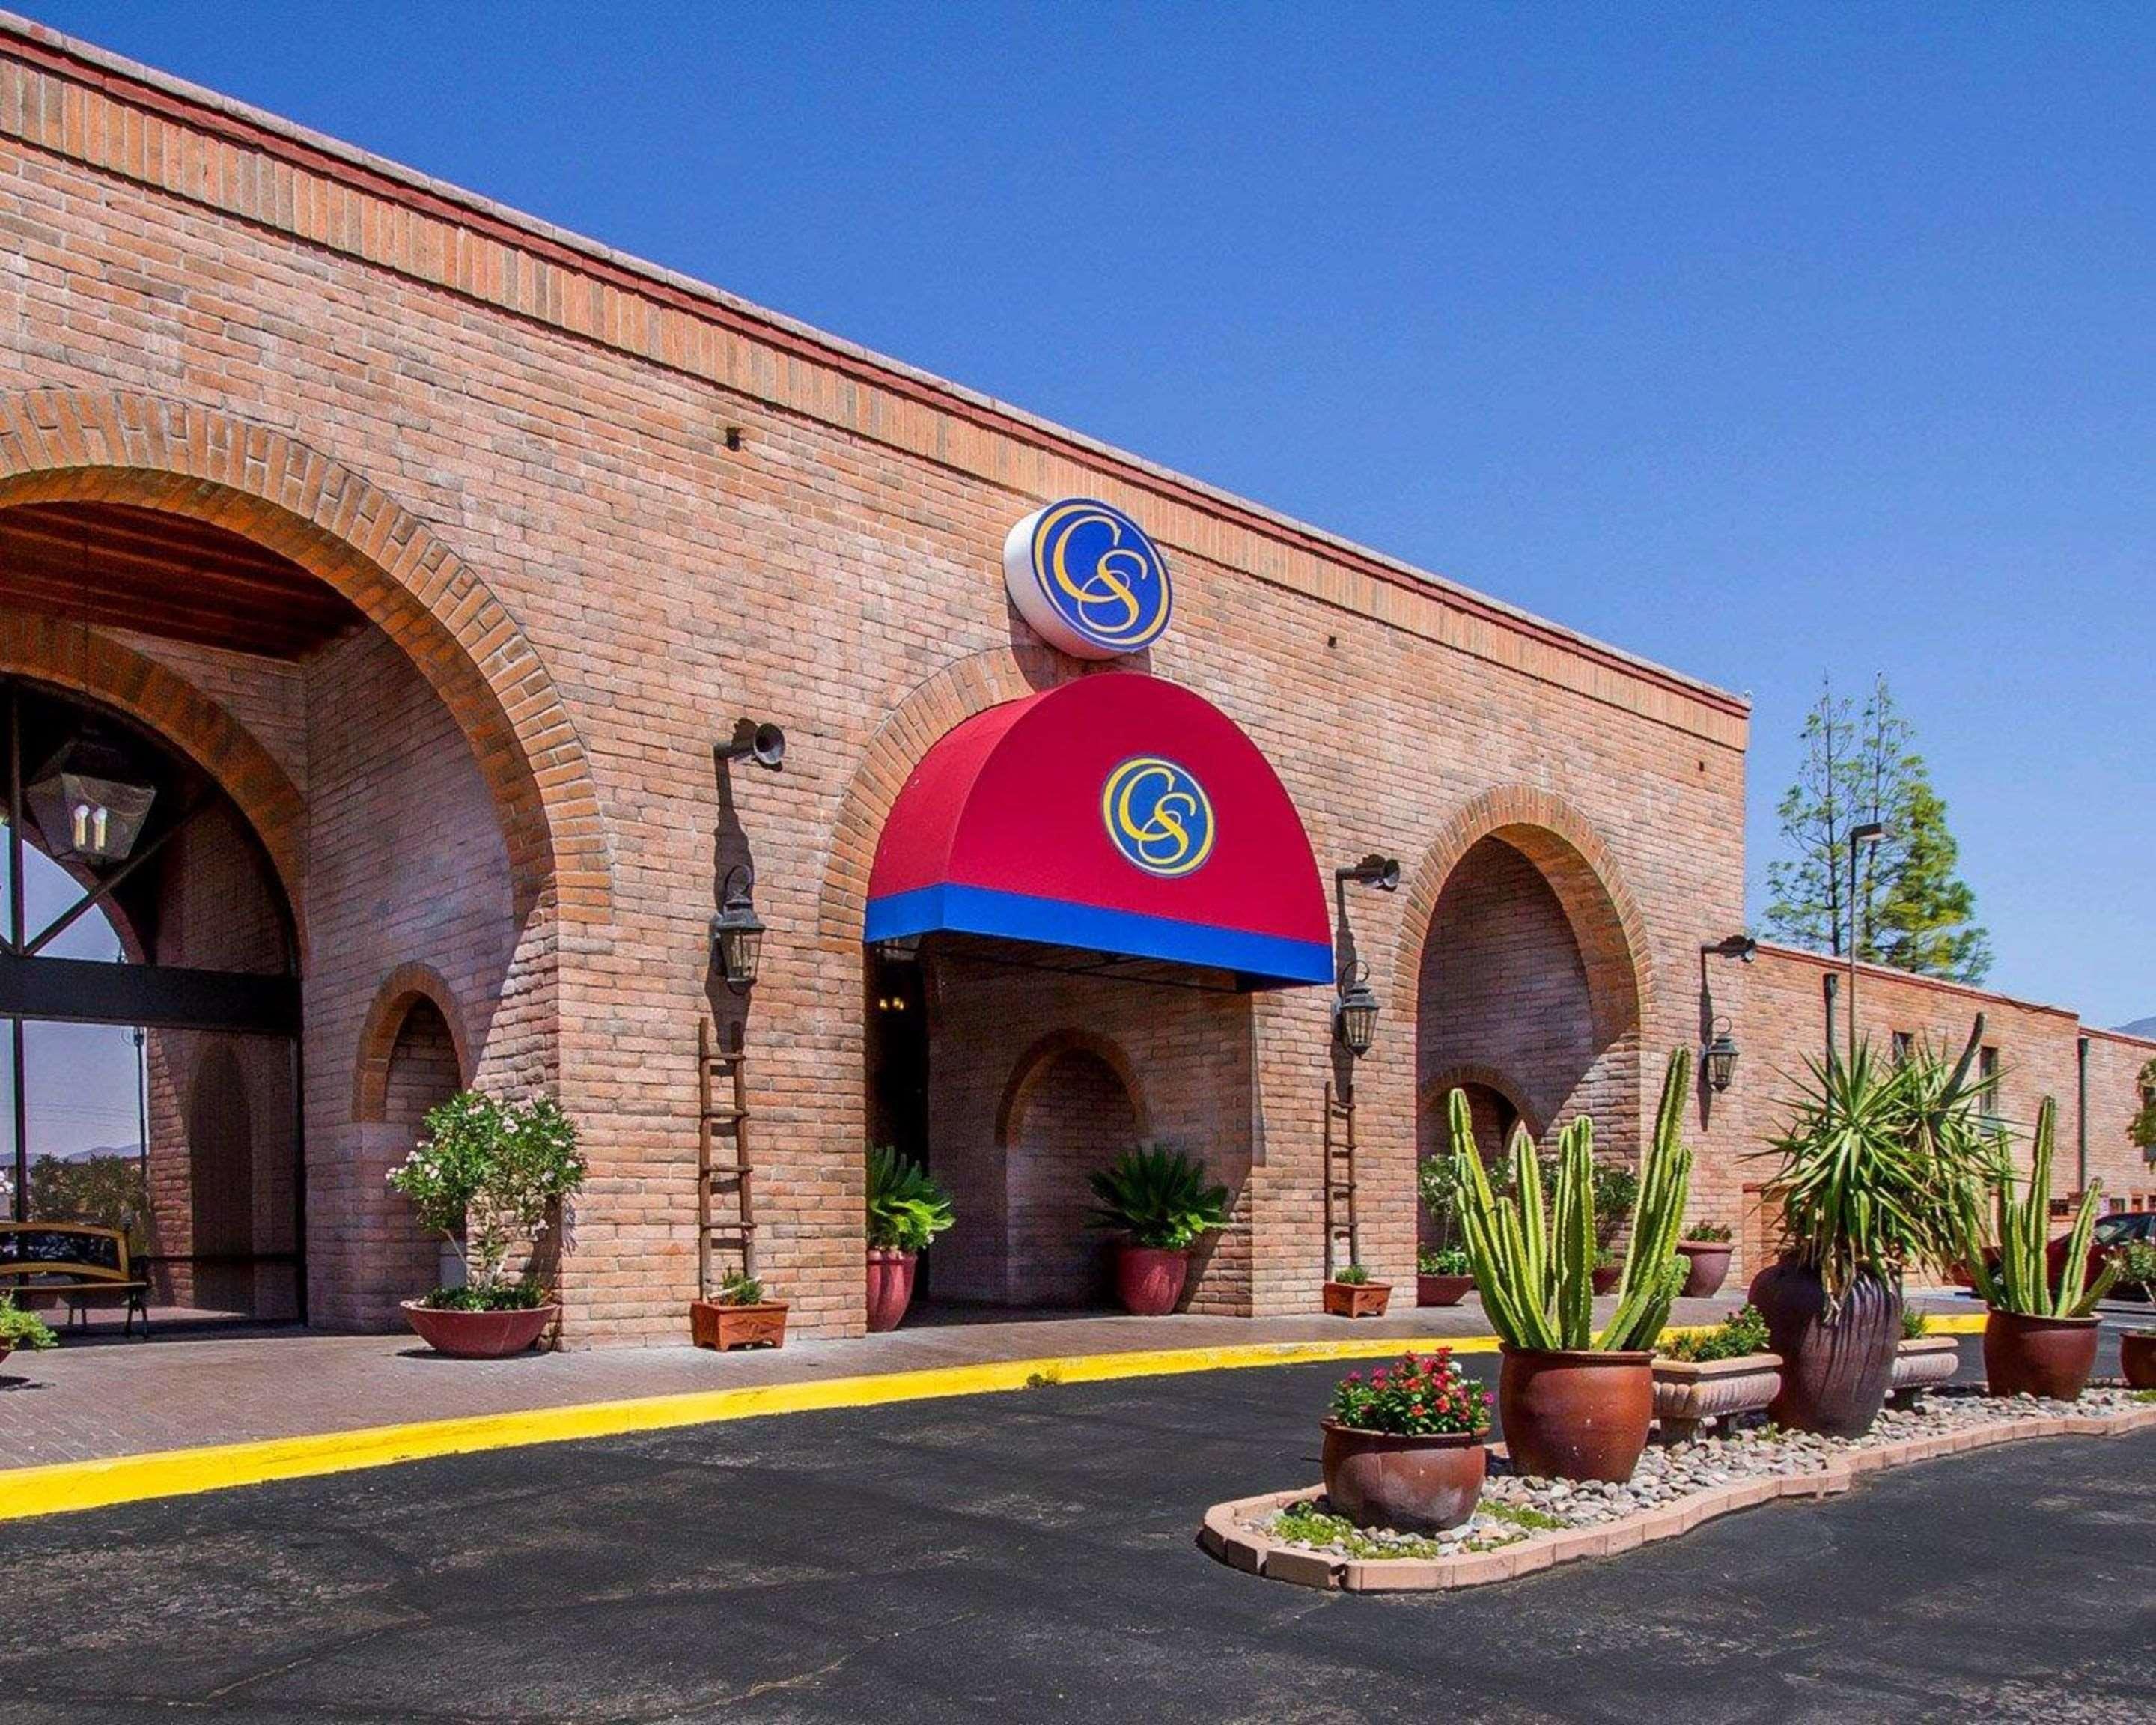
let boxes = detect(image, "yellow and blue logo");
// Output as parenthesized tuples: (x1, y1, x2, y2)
(1003, 499, 1172, 659)
(1101, 756, 1214, 878)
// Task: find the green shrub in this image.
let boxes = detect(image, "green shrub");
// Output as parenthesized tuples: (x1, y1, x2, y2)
(2112, 1240, 2156, 1302)
(1, 1295, 59, 1351)
(28, 1153, 147, 1235)
(1684, 1220, 1734, 1243)
(1087, 1143, 1228, 1250)
(865, 1146, 954, 1253)
(1591, 1160, 1639, 1253)
(418, 1278, 549, 1313)
(714, 1271, 766, 1306)
(1952, 1096, 2116, 1318)
(1418, 1245, 1472, 1276)
(1331, 1264, 1371, 1286)
(1659, 1303, 1770, 1363)
(387, 1091, 585, 1300)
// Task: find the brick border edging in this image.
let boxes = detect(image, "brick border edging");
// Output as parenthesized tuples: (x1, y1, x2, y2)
(1197, 1404, 2156, 1593)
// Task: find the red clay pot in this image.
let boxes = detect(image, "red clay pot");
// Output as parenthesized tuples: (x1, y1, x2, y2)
(1114, 1245, 1189, 1315)
(1497, 1346, 1654, 1482)
(1591, 1264, 1622, 1296)
(1982, 1309, 2100, 1401)
(1675, 1241, 1734, 1299)
(1321, 1420, 1487, 1533)
(1748, 1258, 1901, 1438)
(401, 1300, 555, 1360)
(2122, 1330, 2156, 1390)
(865, 1247, 917, 1333)
(1416, 1273, 1476, 1308)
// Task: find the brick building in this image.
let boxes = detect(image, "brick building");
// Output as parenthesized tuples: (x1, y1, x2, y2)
(0, 19, 2145, 1344)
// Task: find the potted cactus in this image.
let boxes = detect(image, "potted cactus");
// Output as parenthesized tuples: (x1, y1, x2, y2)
(1888, 1308, 1960, 1408)
(1087, 1144, 1229, 1315)
(1952, 1096, 2116, 1400)
(1651, 1303, 1780, 1443)
(1452, 1050, 1693, 1482)
(1675, 1220, 1735, 1297)
(863, 1146, 955, 1332)
(1322, 1262, 1391, 1318)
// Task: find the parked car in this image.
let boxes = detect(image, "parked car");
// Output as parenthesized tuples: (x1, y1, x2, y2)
(2058, 1210, 2154, 1298)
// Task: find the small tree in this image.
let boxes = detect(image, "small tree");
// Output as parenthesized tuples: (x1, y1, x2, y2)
(388, 1091, 585, 1300)
(2131, 1058, 2156, 1164)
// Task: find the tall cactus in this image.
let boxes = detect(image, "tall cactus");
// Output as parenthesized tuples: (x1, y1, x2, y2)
(1452, 1049, 1695, 1353)
(1955, 1095, 2118, 1318)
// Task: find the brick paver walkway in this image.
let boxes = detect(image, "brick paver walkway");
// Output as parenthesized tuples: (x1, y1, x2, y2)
(1, 1292, 1976, 1471)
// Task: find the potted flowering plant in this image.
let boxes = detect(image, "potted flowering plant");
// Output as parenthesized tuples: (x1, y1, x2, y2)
(387, 1090, 585, 1358)
(1651, 1303, 1780, 1442)
(1675, 1220, 1735, 1297)
(1087, 1143, 1229, 1315)
(1321, 1349, 1493, 1533)
(1322, 1262, 1391, 1318)
(690, 1270, 787, 1351)
(1417, 1244, 1476, 1308)
(0, 1294, 59, 1368)
(863, 1146, 954, 1331)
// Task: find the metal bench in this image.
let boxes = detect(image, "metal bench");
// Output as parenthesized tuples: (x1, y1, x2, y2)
(0, 1222, 151, 1336)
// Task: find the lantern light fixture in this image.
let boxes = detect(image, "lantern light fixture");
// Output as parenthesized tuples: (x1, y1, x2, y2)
(1705, 1018, 1740, 1094)
(1333, 959, 1380, 1058)
(27, 737, 156, 865)
(710, 865, 767, 994)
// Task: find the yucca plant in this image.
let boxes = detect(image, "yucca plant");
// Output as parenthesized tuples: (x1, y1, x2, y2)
(1452, 1049, 1693, 1353)
(1087, 1143, 1229, 1250)
(1953, 1096, 2118, 1318)
(865, 1146, 955, 1253)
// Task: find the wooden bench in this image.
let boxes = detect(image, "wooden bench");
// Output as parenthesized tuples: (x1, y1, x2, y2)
(0, 1222, 151, 1336)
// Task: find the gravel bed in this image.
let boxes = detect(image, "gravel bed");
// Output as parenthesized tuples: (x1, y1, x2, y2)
(1258, 1384, 2152, 1560)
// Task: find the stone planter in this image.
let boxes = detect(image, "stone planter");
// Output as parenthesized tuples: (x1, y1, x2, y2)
(1113, 1245, 1189, 1316)
(1651, 1350, 1782, 1443)
(1323, 1280, 1392, 1319)
(401, 1300, 556, 1360)
(1982, 1309, 2099, 1401)
(865, 1247, 916, 1333)
(1675, 1241, 1734, 1299)
(1886, 1333, 1961, 1408)
(2122, 1330, 2156, 1390)
(689, 1298, 788, 1351)
(1416, 1273, 1476, 1308)
(1319, 1420, 1486, 1534)
(1748, 1257, 1901, 1438)
(1496, 1345, 1654, 1482)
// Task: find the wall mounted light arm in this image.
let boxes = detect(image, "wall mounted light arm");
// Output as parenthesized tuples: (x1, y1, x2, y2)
(716, 719, 786, 772)
(1697, 935, 1757, 1094)
(1335, 854, 1401, 892)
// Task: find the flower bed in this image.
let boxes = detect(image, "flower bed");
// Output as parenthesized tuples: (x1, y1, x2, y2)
(1200, 1385, 2156, 1592)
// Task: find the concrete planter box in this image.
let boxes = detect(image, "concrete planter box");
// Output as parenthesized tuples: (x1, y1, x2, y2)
(1651, 1351, 1782, 1443)
(1886, 1333, 1960, 1408)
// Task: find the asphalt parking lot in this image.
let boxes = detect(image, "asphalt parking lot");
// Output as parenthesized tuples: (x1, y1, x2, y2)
(0, 1336, 2149, 1724)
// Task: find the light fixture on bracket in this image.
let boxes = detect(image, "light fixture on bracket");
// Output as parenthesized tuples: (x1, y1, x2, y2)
(710, 865, 767, 994)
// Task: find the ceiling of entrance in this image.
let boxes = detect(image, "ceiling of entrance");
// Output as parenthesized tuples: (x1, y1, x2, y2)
(0, 502, 365, 659)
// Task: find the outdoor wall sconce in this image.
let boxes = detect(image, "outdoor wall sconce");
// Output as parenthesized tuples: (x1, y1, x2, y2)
(1704, 1019, 1740, 1094)
(1336, 853, 1401, 893)
(1334, 960, 1380, 1057)
(716, 718, 787, 772)
(710, 865, 767, 994)
(1697, 935, 1756, 1095)
(27, 737, 156, 865)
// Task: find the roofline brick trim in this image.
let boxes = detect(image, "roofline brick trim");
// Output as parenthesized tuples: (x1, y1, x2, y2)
(0, 609, 308, 949)
(0, 20, 1747, 749)
(0, 389, 612, 925)
(1392, 786, 1651, 1049)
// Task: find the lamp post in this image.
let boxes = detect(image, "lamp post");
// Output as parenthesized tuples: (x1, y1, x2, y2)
(1845, 821, 1889, 1059)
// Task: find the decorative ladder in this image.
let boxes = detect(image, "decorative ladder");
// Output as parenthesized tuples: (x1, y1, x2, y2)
(1321, 1083, 1359, 1277)
(697, 1020, 755, 1298)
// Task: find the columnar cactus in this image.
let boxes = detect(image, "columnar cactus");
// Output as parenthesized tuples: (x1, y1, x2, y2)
(1956, 1095, 2117, 1318)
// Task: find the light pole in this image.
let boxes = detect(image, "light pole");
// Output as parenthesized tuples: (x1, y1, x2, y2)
(1845, 821, 1889, 1059)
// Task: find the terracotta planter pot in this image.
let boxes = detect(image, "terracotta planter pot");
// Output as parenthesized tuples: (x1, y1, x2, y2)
(1114, 1244, 1188, 1315)
(1322, 1280, 1392, 1318)
(1675, 1241, 1733, 1299)
(401, 1300, 556, 1360)
(689, 1298, 788, 1351)
(1416, 1273, 1476, 1309)
(1982, 1309, 2099, 1401)
(2122, 1330, 2156, 1390)
(1887, 1333, 1962, 1408)
(1747, 1258, 1900, 1438)
(865, 1248, 917, 1333)
(1651, 1350, 1782, 1443)
(1497, 1346, 1654, 1482)
(1321, 1420, 1487, 1533)
(1590, 1264, 1622, 1296)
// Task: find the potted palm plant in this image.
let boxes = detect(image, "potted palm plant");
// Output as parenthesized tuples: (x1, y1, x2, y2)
(863, 1146, 955, 1332)
(2115, 1241, 2156, 1389)
(1747, 1027, 1998, 1438)
(1675, 1220, 1735, 1297)
(0, 1294, 59, 1369)
(1952, 1096, 2116, 1400)
(1087, 1143, 1229, 1315)
(1452, 1050, 1693, 1482)
(1321, 1349, 1493, 1533)
(387, 1090, 585, 1358)
(690, 1269, 788, 1350)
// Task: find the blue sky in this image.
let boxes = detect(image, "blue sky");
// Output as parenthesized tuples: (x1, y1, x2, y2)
(25, 2, 2155, 1026)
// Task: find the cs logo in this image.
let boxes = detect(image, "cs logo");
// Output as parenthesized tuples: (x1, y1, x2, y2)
(1101, 757, 1214, 878)
(1003, 499, 1172, 660)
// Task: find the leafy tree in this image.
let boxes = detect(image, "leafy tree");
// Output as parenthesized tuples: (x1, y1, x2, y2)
(1763, 675, 1991, 983)
(2131, 1059, 2156, 1163)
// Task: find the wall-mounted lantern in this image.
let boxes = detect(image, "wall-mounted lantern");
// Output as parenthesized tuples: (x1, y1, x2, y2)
(710, 865, 766, 994)
(1334, 960, 1380, 1058)
(1697, 935, 1755, 1097)
(1704, 1019, 1740, 1094)
(28, 738, 156, 864)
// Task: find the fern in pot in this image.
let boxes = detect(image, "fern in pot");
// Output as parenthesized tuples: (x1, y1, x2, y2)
(1452, 1050, 1693, 1482)
(1087, 1144, 1228, 1315)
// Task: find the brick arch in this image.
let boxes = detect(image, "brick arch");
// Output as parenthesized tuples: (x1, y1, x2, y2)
(1418, 1062, 1545, 1144)
(352, 963, 474, 1123)
(1391, 787, 1651, 1045)
(0, 613, 307, 949)
(996, 1028, 1153, 1147)
(0, 388, 611, 928)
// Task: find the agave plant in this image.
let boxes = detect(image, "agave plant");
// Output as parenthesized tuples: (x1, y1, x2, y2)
(865, 1146, 955, 1253)
(1087, 1143, 1229, 1250)
(1953, 1096, 2118, 1318)
(1451, 1050, 1694, 1353)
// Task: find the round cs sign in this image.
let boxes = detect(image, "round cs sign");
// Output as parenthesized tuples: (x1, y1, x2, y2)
(1002, 498, 1172, 660)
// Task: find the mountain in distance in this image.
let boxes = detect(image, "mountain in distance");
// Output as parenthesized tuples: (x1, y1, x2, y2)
(2119, 1016, 2156, 1040)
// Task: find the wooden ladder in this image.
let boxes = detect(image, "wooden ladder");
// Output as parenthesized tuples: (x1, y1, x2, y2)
(698, 1020, 755, 1298)
(1322, 1083, 1359, 1277)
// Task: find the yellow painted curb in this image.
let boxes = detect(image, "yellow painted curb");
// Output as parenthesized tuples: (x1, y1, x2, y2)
(0, 1331, 1501, 1524)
